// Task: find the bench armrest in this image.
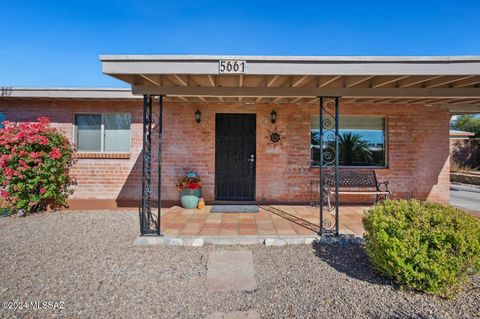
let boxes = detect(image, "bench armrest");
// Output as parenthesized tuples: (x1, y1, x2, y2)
(376, 181, 390, 193)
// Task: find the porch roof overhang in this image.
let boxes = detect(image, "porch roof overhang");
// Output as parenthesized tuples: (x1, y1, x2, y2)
(100, 55, 480, 114)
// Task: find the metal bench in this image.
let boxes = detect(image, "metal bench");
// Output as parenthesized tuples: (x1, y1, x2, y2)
(310, 170, 391, 209)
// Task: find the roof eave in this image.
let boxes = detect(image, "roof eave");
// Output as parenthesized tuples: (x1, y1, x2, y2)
(99, 54, 480, 63)
(0, 87, 140, 99)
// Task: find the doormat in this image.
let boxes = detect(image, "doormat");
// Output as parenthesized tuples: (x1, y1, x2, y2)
(210, 205, 259, 213)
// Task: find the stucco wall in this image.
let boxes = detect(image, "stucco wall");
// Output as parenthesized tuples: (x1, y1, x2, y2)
(0, 99, 451, 208)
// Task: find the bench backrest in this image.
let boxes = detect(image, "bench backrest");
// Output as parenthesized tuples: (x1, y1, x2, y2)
(324, 170, 378, 188)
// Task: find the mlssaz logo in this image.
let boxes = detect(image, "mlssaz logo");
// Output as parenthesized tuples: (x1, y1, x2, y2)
(1, 87, 13, 97)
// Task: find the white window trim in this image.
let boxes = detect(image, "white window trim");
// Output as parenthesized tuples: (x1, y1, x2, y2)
(73, 112, 131, 153)
(310, 115, 388, 168)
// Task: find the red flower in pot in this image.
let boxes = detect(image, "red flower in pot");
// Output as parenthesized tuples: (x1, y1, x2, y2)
(176, 172, 202, 208)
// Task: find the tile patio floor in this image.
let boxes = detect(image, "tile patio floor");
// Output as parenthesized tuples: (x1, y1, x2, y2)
(160, 205, 369, 237)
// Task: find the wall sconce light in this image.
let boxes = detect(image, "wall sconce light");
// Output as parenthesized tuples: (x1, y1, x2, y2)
(270, 109, 277, 124)
(195, 109, 202, 123)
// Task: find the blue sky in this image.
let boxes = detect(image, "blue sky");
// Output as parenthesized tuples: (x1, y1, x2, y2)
(1, 0, 479, 87)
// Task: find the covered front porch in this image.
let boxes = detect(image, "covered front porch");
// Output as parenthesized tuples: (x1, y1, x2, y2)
(99, 55, 480, 238)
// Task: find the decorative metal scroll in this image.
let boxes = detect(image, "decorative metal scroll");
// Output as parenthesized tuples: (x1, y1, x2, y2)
(140, 95, 163, 235)
(265, 126, 285, 149)
(319, 97, 340, 236)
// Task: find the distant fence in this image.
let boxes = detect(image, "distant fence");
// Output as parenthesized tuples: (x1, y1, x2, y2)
(450, 138, 480, 168)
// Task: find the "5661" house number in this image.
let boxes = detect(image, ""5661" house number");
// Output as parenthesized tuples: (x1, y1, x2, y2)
(218, 60, 246, 74)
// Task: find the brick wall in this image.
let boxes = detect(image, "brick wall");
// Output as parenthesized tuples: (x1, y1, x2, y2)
(0, 99, 451, 207)
(0, 100, 143, 208)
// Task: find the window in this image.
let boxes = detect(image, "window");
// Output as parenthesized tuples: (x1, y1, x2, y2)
(0, 113, 6, 129)
(311, 116, 386, 167)
(75, 113, 131, 152)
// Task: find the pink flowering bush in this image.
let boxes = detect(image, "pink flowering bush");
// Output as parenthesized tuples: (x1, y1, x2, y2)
(0, 117, 76, 215)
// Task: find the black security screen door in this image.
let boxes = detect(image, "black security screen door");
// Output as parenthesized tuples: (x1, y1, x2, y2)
(215, 114, 256, 201)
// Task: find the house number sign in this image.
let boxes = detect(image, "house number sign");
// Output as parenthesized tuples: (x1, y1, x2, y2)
(218, 60, 246, 74)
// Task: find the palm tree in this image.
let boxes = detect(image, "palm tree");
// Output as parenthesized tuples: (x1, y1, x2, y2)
(313, 131, 374, 165)
(338, 132, 373, 165)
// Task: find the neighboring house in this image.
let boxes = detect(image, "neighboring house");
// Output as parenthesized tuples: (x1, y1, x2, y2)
(450, 130, 475, 139)
(1, 55, 480, 210)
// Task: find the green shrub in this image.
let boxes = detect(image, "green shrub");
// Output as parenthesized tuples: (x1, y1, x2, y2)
(363, 199, 480, 297)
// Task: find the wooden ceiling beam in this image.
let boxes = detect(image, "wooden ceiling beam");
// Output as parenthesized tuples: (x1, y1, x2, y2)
(266, 75, 281, 87)
(450, 76, 480, 88)
(133, 85, 480, 99)
(139, 74, 162, 86)
(207, 75, 216, 87)
(370, 76, 409, 88)
(238, 75, 244, 102)
(291, 75, 310, 87)
(424, 75, 474, 88)
(319, 75, 342, 87)
(397, 75, 443, 87)
(171, 74, 188, 86)
(344, 75, 375, 88)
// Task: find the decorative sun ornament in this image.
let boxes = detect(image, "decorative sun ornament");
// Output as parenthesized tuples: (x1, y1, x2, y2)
(265, 127, 285, 148)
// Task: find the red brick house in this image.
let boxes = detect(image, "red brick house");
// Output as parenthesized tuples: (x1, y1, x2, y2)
(1, 56, 480, 228)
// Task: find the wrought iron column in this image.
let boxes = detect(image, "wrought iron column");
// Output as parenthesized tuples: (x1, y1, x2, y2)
(140, 95, 153, 235)
(319, 96, 340, 236)
(140, 95, 163, 236)
(156, 95, 163, 236)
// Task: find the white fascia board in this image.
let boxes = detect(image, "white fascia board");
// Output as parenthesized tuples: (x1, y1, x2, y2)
(102, 61, 217, 75)
(1, 87, 139, 99)
(101, 58, 480, 76)
(99, 55, 480, 62)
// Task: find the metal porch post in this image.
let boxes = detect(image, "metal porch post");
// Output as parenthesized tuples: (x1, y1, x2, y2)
(140, 95, 163, 236)
(139, 94, 164, 236)
(319, 96, 340, 236)
(334, 97, 339, 236)
(319, 97, 324, 236)
(157, 95, 163, 236)
(140, 95, 152, 235)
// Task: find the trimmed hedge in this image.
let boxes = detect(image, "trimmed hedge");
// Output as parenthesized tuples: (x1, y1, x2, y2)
(363, 200, 480, 297)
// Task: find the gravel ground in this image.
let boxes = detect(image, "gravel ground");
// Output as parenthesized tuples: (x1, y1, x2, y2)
(0, 211, 479, 318)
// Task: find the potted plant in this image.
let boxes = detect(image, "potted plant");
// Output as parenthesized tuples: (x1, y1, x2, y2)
(176, 172, 202, 209)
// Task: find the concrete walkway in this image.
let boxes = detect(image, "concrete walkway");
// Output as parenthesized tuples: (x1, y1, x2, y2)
(204, 250, 257, 292)
(450, 183, 480, 217)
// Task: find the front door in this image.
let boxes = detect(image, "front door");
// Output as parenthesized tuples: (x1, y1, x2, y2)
(215, 114, 256, 201)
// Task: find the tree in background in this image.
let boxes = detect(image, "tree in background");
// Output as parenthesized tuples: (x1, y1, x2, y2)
(454, 115, 480, 137)
(338, 132, 374, 165)
(312, 131, 377, 166)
